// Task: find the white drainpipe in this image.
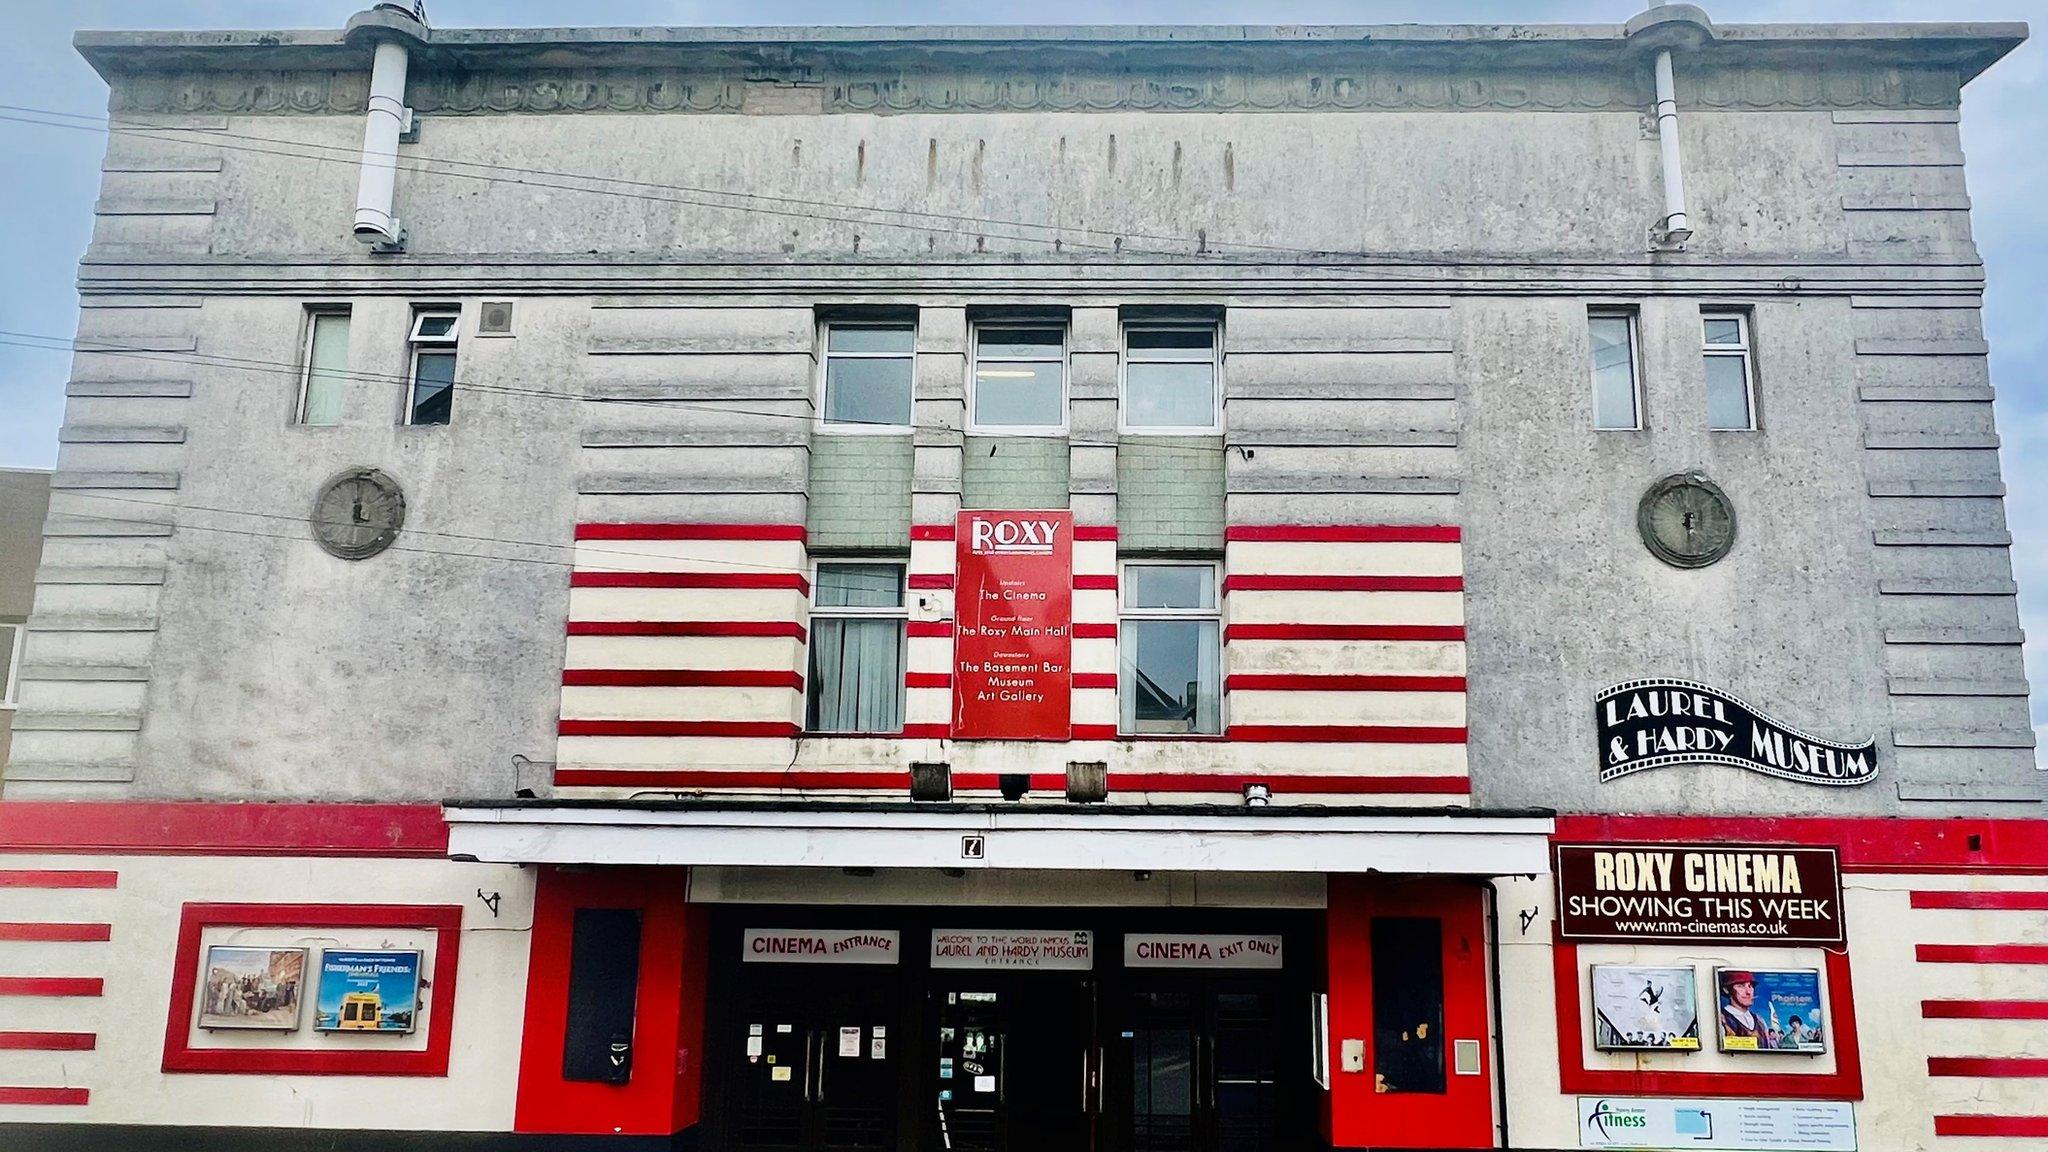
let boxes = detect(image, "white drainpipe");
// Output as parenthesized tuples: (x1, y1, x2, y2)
(1652, 48, 1693, 246)
(353, 37, 412, 250)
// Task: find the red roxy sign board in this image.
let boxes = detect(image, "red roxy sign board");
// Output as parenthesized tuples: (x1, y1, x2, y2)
(951, 510, 1073, 740)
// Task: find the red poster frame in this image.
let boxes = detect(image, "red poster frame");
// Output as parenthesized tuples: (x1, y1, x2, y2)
(951, 509, 1074, 740)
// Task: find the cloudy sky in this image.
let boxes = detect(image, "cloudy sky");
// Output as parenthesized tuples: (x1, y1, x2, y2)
(1, 1, 2041, 758)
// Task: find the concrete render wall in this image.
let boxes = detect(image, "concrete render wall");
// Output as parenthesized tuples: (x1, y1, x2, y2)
(7, 28, 2032, 814)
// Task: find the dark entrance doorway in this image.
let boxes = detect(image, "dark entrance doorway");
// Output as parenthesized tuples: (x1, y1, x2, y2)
(724, 966, 903, 1152)
(1107, 976, 1298, 1152)
(927, 976, 1097, 1152)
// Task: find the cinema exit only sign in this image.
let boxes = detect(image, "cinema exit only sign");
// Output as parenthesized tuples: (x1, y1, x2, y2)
(951, 510, 1074, 741)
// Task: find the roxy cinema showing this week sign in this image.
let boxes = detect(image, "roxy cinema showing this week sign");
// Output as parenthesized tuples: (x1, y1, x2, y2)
(1555, 845, 1845, 945)
(1595, 678, 1877, 787)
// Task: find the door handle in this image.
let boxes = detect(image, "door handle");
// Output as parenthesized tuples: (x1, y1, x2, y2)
(1094, 1045, 1105, 1113)
(1080, 1048, 1089, 1113)
(1206, 1035, 1217, 1111)
(814, 1031, 828, 1104)
(802, 1031, 816, 1103)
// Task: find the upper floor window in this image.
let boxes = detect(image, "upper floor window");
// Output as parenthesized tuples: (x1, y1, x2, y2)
(1702, 310, 1758, 431)
(969, 324, 1066, 433)
(296, 308, 350, 426)
(1118, 561, 1222, 736)
(1588, 309, 1641, 431)
(821, 323, 915, 431)
(406, 308, 460, 426)
(0, 621, 23, 709)
(805, 561, 907, 734)
(1122, 325, 1221, 434)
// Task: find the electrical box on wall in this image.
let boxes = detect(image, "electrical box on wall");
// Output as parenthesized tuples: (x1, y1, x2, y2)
(1340, 1038, 1365, 1073)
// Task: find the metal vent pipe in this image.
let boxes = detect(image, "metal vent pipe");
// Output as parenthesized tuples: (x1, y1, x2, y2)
(1624, 5, 1715, 250)
(1652, 48, 1691, 245)
(343, 4, 430, 251)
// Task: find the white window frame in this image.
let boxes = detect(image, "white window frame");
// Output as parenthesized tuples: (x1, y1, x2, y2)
(1115, 559, 1224, 737)
(294, 306, 351, 426)
(1588, 307, 1644, 432)
(0, 621, 23, 709)
(803, 559, 909, 735)
(1702, 309, 1759, 432)
(404, 306, 461, 426)
(1119, 323, 1223, 436)
(966, 321, 1069, 436)
(817, 320, 917, 435)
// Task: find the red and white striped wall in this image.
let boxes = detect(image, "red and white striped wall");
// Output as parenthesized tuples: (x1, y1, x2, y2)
(0, 866, 111, 1111)
(553, 521, 1469, 805)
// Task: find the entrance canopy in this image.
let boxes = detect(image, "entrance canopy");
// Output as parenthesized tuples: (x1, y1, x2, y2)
(443, 800, 1554, 875)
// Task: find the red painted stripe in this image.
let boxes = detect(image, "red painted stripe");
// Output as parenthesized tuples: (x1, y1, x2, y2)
(0, 803, 448, 858)
(908, 573, 955, 590)
(550, 768, 1467, 795)
(1226, 724, 1467, 744)
(901, 723, 952, 740)
(1073, 575, 1118, 591)
(1226, 673, 1466, 693)
(907, 621, 954, 638)
(1924, 1000, 2048, 1020)
(1929, 1057, 2048, 1078)
(570, 571, 809, 593)
(1553, 816, 2048, 875)
(0, 923, 111, 943)
(910, 524, 955, 541)
(1918, 944, 2048, 965)
(1075, 526, 1119, 541)
(1225, 525, 1461, 543)
(1226, 623, 1466, 642)
(0, 1032, 94, 1052)
(562, 669, 803, 690)
(1934, 1116, 2048, 1138)
(556, 769, 913, 790)
(1223, 574, 1463, 593)
(0, 978, 103, 997)
(1073, 623, 1118, 639)
(558, 720, 800, 739)
(567, 620, 807, 640)
(1912, 890, 2048, 910)
(905, 672, 952, 689)
(1071, 724, 1123, 741)
(575, 523, 806, 541)
(1074, 673, 1118, 690)
(0, 1087, 89, 1106)
(0, 870, 118, 889)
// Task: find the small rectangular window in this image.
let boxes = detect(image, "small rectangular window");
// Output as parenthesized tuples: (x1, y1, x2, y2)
(1702, 310, 1757, 431)
(821, 323, 915, 430)
(806, 562, 907, 734)
(1371, 917, 1445, 1094)
(1588, 310, 1641, 431)
(970, 324, 1067, 433)
(1118, 561, 1221, 736)
(1122, 325, 1221, 434)
(296, 309, 350, 426)
(0, 621, 23, 708)
(406, 307, 460, 426)
(562, 908, 641, 1084)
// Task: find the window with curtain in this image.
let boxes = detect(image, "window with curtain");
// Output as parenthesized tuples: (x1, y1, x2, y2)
(805, 562, 907, 734)
(297, 310, 350, 426)
(1118, 562, 1221, 736)
(1588, 309, 1641, 431)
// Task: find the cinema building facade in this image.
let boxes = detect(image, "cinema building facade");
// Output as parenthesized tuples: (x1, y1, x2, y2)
(1, 6, 2042, 1151)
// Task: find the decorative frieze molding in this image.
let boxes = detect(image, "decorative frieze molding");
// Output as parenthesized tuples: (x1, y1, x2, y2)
(106, 60, 1963, 117)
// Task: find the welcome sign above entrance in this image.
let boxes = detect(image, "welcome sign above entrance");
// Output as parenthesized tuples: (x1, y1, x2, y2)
(1596, 678, 1876, 787)
(931, 929, 1094, 970)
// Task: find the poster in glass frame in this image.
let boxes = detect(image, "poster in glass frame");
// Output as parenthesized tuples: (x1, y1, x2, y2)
(1716, 967, 1827, 1054)
(314, 949, 424, 1034)
(198, 945, 307, 1030)
(1590, 964, 1701, 1051)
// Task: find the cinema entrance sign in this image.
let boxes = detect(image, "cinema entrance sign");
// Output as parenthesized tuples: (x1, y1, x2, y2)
(1555, 844, 1844, 945)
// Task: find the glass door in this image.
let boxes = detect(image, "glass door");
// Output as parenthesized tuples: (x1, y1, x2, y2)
(1110, 979, 1297, 1152)
(730, 974, 898, 1152)
(930, 980, 1098, 1152)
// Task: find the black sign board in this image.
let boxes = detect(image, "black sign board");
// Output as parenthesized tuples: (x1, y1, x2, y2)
(1556, 844, 1845, 945)
(1596, 678, 1876, 787)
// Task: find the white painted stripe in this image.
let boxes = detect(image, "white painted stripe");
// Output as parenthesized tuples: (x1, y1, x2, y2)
(907, 636, 954, 673)
(909, 540, 955, 573)
(557, 735, 796, 765)
(1074, 589, 1117, 621)
(568, 587, 808, 622)
(560, 685, 802, 724)
(1225, 690, 1467, 728)
(1224, 540, 1463, 577)
(1226, 639, 1466, 676)
(1225, 590, 1465, 626)
(1074, 638, 1117, 675)
(905, 686, 951, 725)
(1074, 540, 1118, 574)
(565, 635, 803, 670)
(571, 538, 808, 573)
